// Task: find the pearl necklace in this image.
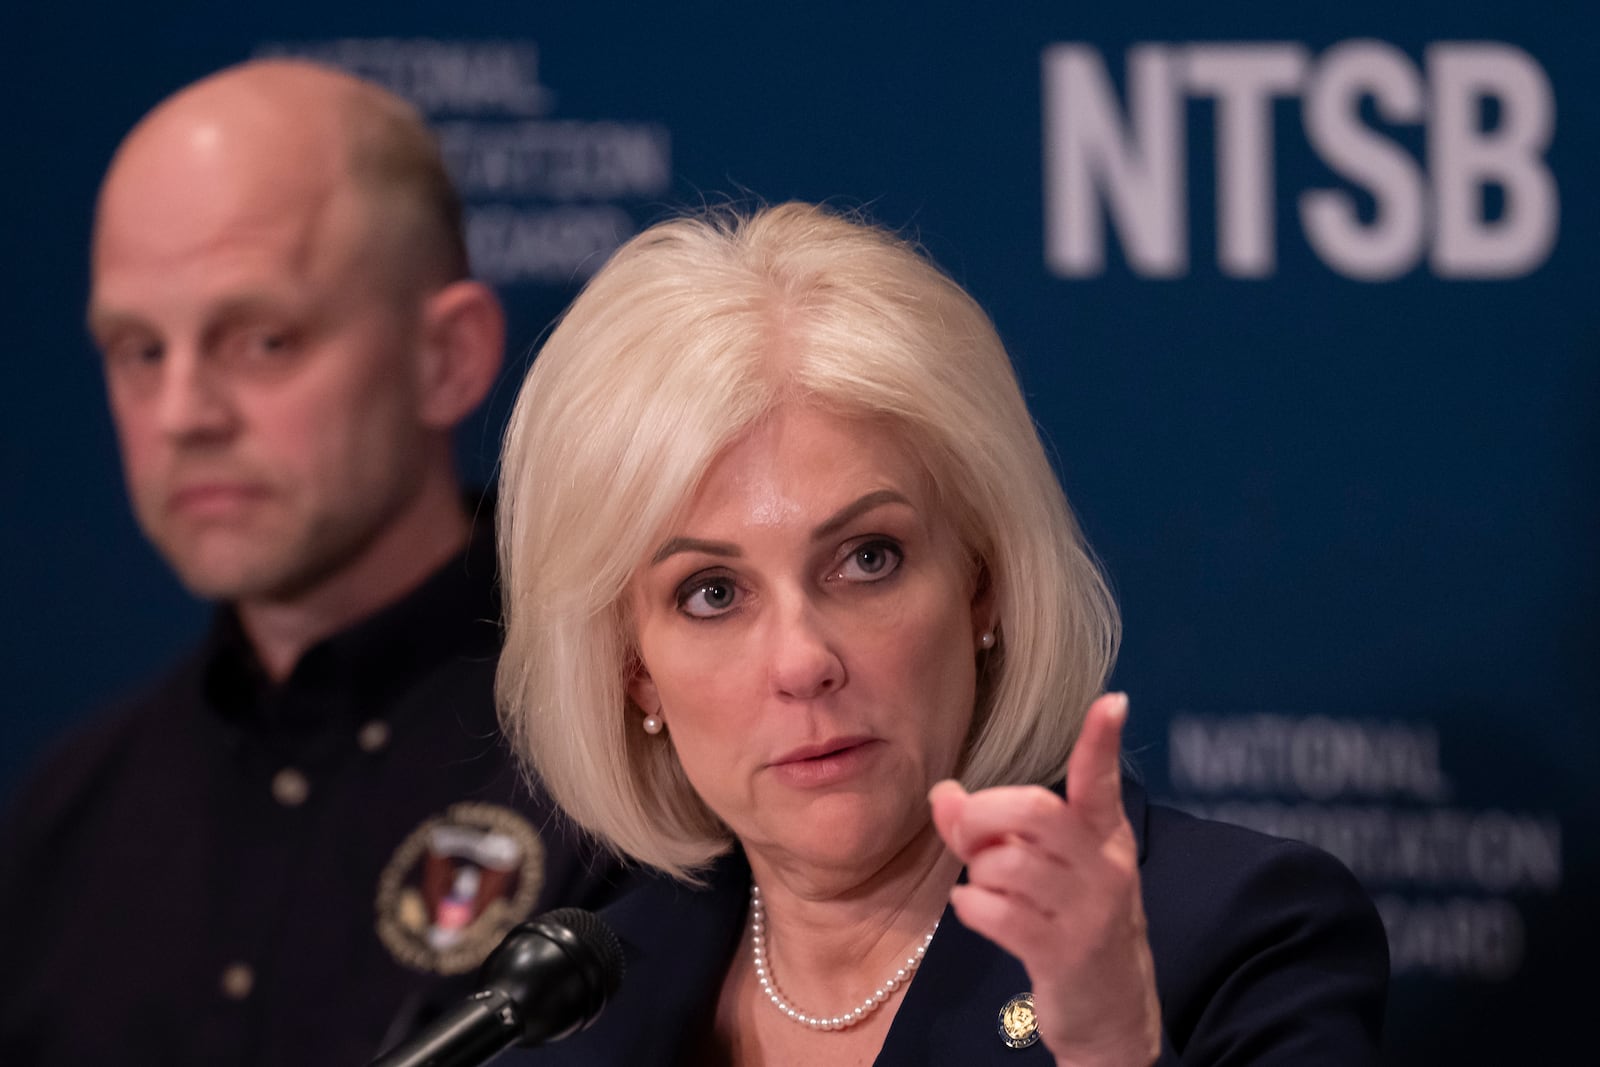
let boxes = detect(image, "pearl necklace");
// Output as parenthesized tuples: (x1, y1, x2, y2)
(748, 884, 938, 1031)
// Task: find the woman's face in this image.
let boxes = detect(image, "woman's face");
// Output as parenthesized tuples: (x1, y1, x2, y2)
(627, 406, 991, 880)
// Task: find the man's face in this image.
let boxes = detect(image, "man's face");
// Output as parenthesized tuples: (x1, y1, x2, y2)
(89, 133, 431, 604)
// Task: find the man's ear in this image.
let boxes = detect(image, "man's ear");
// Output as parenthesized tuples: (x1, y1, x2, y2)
(415, 279, 506, 430)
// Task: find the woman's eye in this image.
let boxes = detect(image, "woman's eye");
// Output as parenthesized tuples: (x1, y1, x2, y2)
(835, 539, 903, 583)
(677, 576, 740, 618)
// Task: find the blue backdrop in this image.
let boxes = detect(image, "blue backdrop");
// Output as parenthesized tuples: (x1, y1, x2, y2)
(4, 3, 1594, 1062)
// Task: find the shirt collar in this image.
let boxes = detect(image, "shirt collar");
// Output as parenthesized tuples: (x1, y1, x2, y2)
(200, 497, 500, 730)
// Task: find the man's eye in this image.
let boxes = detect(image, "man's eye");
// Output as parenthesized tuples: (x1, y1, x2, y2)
(104, 337, 162, 367)
(677, 576, 740, 619)
(835, 539, 903, 582)
(246, 330, 294, 357)
(101, 338, 164, 389)
(221, 327, 298, 368)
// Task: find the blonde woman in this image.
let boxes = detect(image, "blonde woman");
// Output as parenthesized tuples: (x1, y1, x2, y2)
(496, 203, 1387, 1065)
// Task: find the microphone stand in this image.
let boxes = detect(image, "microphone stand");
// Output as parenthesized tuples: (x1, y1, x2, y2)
(371, 989, 524, 1067)
(371, 908, 625, 1067)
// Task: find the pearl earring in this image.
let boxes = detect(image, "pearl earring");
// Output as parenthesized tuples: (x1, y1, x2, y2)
(979, 631, 995, 650)
(642, 713, 664, 735)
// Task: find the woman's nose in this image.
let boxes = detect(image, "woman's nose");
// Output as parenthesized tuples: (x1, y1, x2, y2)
(766, 597, 846, 700)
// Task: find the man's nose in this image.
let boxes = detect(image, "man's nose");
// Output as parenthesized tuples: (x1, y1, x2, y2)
(155, 349, 237, 442)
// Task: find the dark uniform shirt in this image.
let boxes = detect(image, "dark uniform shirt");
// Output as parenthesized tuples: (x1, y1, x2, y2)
(0, 517, 624, 1067)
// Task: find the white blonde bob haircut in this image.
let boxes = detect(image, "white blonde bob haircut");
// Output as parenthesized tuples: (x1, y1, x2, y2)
(497, 202, 1119, 881)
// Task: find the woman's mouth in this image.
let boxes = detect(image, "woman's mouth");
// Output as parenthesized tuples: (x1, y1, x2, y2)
(767, 737, 882, 788)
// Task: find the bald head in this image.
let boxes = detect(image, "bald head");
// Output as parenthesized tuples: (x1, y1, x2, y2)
(95, 59, 467, 292)
(87, 59, 505, 643)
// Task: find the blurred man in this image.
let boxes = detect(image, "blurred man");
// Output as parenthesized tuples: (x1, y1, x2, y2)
(0, 60, 618, 1067)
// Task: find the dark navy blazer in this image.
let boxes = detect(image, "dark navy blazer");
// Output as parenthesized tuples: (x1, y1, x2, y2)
(516, 781, 1388, 1065)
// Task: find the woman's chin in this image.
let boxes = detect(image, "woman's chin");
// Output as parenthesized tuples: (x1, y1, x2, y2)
(746, 794, 935, 883)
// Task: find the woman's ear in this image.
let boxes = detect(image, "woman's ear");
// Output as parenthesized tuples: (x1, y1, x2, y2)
(415, 279, 506, 430)
(970, 560, 998, 642)
(627, 665, 661, 717)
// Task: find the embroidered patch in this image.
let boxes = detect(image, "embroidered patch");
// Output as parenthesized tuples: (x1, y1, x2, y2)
(376, 802, 544, 975)
(998, 991, 1040, 1049)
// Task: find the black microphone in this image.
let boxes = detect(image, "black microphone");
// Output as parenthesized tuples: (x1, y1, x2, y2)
(370, 908, 626, 1067)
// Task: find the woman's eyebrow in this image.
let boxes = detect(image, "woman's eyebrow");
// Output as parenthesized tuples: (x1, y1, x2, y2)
(650, 537, 741, 565)
(649, 490, 912, 564)
(811, 490, 912, 543)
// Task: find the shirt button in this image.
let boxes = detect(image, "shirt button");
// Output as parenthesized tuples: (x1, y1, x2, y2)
(271, 767, 310, 807)
(357, 720, 391, 753)
(220, 961, 255, 1000)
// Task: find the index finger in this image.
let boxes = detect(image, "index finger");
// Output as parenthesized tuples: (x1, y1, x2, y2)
(1065, 692, 1128, 830)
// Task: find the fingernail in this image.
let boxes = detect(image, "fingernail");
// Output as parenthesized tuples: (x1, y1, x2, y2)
(1107, 692, 1129, 723)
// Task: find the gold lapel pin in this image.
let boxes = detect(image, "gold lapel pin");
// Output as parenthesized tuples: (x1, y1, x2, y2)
(998, 991, 1039, 1049)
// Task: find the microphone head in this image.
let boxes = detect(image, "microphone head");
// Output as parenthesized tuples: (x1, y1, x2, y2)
(478, 907, 626, 1047)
